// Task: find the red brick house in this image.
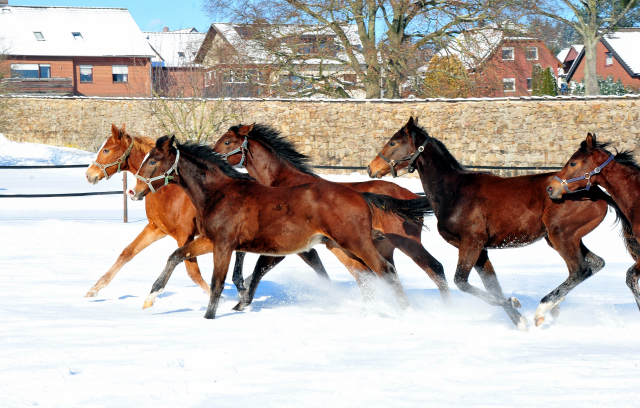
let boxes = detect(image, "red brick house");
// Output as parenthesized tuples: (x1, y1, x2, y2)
(564, 29, 640, 90)
(439, 27, 563, 97)
(0, 4, 154, 97)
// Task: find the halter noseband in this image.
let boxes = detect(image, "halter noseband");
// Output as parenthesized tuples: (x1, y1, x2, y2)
(218, 137, 249, 168)
(378, 134, 432, 178)
(92, 139, 134, 180)
(135, 149, 180, 194)
(554, 154, 614, 194)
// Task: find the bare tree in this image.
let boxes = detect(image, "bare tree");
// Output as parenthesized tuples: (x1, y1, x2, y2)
(203, 0, 497, 99)
(524, 0, 640, 94)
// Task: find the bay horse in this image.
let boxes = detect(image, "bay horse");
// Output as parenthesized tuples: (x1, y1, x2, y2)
(368, 117, 614, 330)
(85, 124, 330, 300)
(211, 123, 450, 308)
(129, 135, 429, 319)
(547, 133, 640, 311)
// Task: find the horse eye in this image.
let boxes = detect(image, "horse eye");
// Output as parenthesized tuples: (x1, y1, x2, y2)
(103, 149, 110, 154)
(570, 162, 577, 167)
(149, 160, 156, 165)
(390, 142, 395, 147)
(224, 141, 230, 145)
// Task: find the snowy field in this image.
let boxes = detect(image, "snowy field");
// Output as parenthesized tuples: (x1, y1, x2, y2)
(1, 134, 640, 407)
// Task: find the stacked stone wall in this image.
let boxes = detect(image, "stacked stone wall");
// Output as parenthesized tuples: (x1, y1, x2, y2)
(3, 96, 639, 171)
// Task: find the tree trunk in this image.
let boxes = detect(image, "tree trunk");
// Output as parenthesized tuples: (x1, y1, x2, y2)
(582, 38, 600, 95)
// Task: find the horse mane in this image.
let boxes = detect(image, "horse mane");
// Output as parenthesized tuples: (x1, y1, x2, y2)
(158, 137, 254, 180)
(131, 135, 155, 154)
(414, 125, 467, 172)
(580, 139, 640, 172)
(231, 123, 318, 177)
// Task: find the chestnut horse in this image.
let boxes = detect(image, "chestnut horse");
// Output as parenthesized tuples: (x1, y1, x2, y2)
(85, 124, 330, 300)
(211, 123, 449, 308)
(368, 118, 614, 330)
(548, 133, 640, 310)
(129, 136, 429, 319)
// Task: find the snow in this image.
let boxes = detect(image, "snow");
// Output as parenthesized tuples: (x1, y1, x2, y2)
(145, 31, 207, 68)
(604, 29, 640, 75)
(2, 139, 640, 407)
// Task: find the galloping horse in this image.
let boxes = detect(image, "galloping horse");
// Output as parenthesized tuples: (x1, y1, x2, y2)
(212, 123, 450, 308)
(85, 124, 330, 300)
(368, 118, 614, 330)
(547, 133, 640, 310)
(129, 136, 429, 319)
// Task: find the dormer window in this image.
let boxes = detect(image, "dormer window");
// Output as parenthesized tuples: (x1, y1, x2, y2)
(34, 32, 45, 41)
(72, 32, 83, 40)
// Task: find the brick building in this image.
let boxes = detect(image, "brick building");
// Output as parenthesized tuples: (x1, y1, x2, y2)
(564, 29, 640, 90)
(439, 27, 563, 97)
(0, 4, 154, 97)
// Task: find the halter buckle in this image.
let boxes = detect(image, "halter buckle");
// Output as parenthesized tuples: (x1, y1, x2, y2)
(584, 173, 590, 180)
(560, 180, 567, 186)
(594, 167, 600, 174)
(418, 146, 424, 152)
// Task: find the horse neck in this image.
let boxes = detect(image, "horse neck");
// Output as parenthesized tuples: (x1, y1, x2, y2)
(245, 140, 316, 187)
(414, 135, 464, 214)
(597, 161, 640, 228)
(173, 151, 230, 211)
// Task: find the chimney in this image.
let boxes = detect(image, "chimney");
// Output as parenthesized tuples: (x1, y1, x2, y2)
(163, 27, 169, 32)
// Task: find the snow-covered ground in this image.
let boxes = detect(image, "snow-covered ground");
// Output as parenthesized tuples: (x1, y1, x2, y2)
(2, 135, 640, 407)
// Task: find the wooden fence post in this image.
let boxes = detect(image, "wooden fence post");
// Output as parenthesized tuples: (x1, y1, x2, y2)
(123, 172, 128, 223)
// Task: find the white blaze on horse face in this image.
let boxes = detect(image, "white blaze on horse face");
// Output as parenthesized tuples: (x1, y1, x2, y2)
(137, 152, 151, 176)
(94, 139, 109, 162)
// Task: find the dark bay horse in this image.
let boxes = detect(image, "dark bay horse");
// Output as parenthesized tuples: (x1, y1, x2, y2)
(368, 117, 614, 330)
(211, 123, 450, 308)
(129, 136, 430, 319)
(85, 124, 330, 301)
(548, 133, 640, 310)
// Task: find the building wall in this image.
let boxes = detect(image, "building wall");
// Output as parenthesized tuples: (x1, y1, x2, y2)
(1, 56, 151, 97)
(476, 40, 560, 97)
(2, 96, 639, 171)
(570, 42, 640, 89)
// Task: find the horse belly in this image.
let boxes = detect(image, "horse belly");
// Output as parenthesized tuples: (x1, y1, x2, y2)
(237, 233, 324, 256)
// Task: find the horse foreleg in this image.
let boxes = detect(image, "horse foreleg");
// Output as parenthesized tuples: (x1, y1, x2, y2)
(474, 250, 527, 330)
(625, 261, 640, 311)
(231, 252, 247, 295)
(86, 223, 166, 297)
(143, 236, 213, 309)
(297, 249, 331, 281)
(233, 256, 285, 312)
(204, 246, 234, 320)
(388, 234, 451, 303)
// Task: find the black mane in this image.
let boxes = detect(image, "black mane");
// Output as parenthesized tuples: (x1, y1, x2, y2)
(230, 123, 318, 177)
(580, 139, 640, 172)
(414, 125, 467, 172)
(156, 136, 254, 180)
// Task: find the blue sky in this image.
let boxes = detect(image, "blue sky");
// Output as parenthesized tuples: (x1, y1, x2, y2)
(11, 0, 216, 33)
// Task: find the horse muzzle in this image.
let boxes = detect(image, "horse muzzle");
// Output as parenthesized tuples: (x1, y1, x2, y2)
(127, 187, 145, 201)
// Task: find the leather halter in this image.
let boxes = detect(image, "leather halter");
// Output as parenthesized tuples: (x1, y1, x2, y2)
(554, 154, 614, 194)
(218, 137, 249, 168)
(91, 139, 134, 180)
(135, 149, 180, 194)
(377, 134, 432, 178)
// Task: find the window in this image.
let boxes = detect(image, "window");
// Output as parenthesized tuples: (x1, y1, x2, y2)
(526, 46, 538, 61)
(503, 78, 515, 92)
(80, 65, 93, 82)
(33, 32, 45, 41)
(606, 52, 613, 66)
(11, 63, 51, 79)
(526, 78, 532, 91)
(72, 32, 83, 40)
(112, 65, 128, 82)
(502, 47, 514, 61)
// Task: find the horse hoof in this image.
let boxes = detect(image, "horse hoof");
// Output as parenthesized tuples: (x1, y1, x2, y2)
(142, 300, 154, 309)
(203, 311, 216, 319)
(509, 297, 522, 308)
(517, 316, 528, 332)
(550, 305, 561, 319)
(534, 315, 545, 327)
(85, 291, 98, 298)
(232, 302, 246, 311)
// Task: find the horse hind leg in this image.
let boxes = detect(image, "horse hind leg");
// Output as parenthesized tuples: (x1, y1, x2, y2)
(580, 241, 605, 274)
(231, 252, 247, 295)
(297, 249, 331, 281)
(86, 223, 166, 297)
(326, 246, 377, 302)
(625, 261, 640, 311)
(234, 255, 285, 311)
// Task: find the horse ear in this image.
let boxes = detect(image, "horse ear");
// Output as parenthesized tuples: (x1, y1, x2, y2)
(158, 135, 175, 151)
(586, 133, 596, 148)
(111, 123, 121, 140)
(237, 123, 255, 136)
(405, 117, 415, 129)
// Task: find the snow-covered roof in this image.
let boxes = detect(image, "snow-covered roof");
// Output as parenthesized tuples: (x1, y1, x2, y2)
(0, 6, 154, 58)
(557, 48, 570, 63)
(209, 23, 364, 65)
(145, 30, 206, 67)
(437, 28, 504, 69)
(603, 29, 640, 75)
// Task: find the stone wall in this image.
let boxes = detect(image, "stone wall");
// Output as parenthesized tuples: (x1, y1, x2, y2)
(3, 95, 640, 171)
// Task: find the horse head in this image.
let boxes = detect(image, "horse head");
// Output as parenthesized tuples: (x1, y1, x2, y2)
(128, 135, 178, 200)
(85, 123, 133, 184)
(368, 117, 422, 178)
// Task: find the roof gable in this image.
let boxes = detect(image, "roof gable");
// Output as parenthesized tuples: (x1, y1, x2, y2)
(145, 31, 206, 67)
(602, 29, 640, 76)
(0, 6, 154, 58)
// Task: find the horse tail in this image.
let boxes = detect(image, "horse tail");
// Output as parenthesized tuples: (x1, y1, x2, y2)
(361, 192, 433, 230)
(600, 190, 640, 261)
